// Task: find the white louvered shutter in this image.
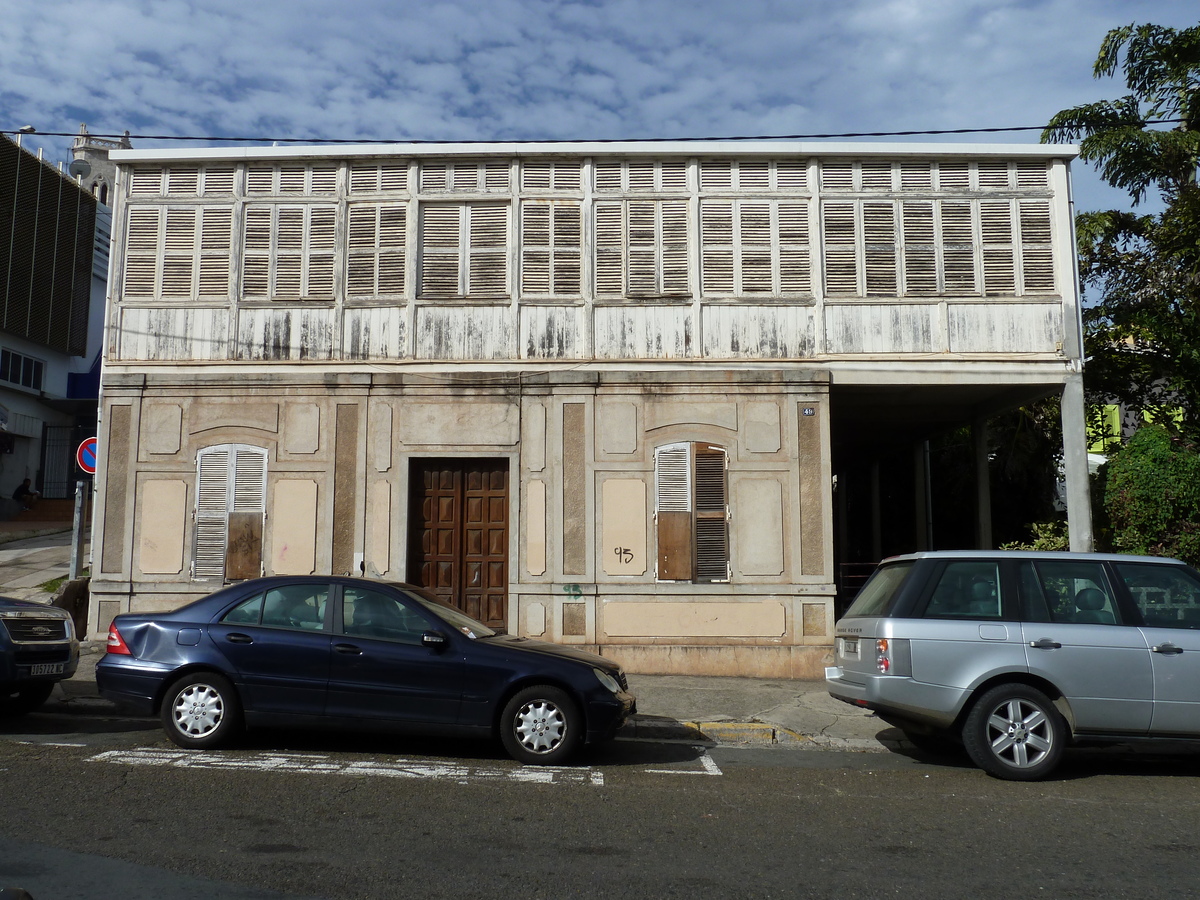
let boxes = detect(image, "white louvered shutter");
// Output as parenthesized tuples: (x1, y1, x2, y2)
(981, 201, 1016, 295)
(1018, 200, 1055, 293)
(420, 206, 461, 297)
(778, 202, 811, 294)
(940, 201, 977, 294)
(863, 201, 897, 295)
(161, 208, 196, 297)
(655, 444, 693, 581)
(594, 203, 625, 295)
(193, 448, 231, 578)
(198, 208, 233, 297)
(521, 202, 580, 296)
(701, 201, 735, 294)
(901, 201, 937, 295)
(822, 202, 858, 294)
(661, 200, 689, 294)
(467, 204, 508, 295)
(739, 202, 772, 293)
(123, 208, 161, 297)
(348, 205, 406, 296)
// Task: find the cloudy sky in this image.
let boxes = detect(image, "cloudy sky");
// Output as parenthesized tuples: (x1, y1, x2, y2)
(2, 0, 1195, 211)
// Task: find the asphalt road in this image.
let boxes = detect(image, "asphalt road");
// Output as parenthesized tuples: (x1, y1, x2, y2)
(3, 712, 1200, 900)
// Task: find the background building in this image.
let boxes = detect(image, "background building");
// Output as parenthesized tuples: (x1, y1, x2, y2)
(88, 141, 1086, 676)
(0, 133, 108, 510)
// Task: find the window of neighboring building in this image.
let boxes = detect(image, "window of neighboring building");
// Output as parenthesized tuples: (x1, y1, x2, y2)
(0, 349, 44, 391)
(193, 444, 268, 581)
(418, 203, 509, 298)
(654, 442, 729, 582)
(1088, 404, 1122, 453)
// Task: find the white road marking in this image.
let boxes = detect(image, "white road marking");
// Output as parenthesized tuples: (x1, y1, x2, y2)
(645, 749, 723, 776)
(15, 741, 86, 747)
(87, 748, 605, 785)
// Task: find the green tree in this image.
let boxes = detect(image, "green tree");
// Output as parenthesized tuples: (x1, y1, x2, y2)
(1043, 22, 1200, 441)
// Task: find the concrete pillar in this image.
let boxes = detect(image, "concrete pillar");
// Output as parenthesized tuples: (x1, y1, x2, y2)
(973, 416, 993, 549)
(1061, 372, 1094, 551)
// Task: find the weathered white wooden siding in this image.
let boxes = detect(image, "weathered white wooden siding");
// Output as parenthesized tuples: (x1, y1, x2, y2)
(701, 305, 815, 358)
(108, 150, 1075, 365)
(116, 307, 229, 360)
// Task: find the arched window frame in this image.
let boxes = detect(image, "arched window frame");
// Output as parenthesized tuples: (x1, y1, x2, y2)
(193, 443, 268, 581)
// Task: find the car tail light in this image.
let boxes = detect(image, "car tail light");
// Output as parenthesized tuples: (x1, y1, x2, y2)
(876, 639, 891, 674)
(106, 624, 131, 655)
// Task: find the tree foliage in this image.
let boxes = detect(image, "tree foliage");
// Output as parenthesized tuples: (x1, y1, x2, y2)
(1043, 22, 1200, 442)
(1104, 426, 1200, 564)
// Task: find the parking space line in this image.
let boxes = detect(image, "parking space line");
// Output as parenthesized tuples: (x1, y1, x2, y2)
(644, 749, 723, 776)
(87, 748, 605, 785)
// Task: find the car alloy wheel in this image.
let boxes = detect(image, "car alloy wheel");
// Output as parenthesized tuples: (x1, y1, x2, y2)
(499, 685, 581, 765)
(161, 673, 242, 750)
(963, 683, 1065, 781)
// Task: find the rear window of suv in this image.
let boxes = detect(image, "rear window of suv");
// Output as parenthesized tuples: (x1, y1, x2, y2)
(843, 562, 914, 618)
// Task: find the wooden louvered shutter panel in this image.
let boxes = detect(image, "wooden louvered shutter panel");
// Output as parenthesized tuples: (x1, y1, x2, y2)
(701, 161, 733, 191)
(740, 202, 772, 293)
(521, 203, 552, 294)
(940, 201, 976, 293)
(693, 445, 728, 582)
(661, 200, 689, 294)
(701, 201, 735, 294)
(274, 208, 305, 298)
(660, 161, 687, 192)
(861, 160, 892, 192)
(628, 161, 655, 192)
(467, 204, 508, 295)
(655, 444, 692, 581)
(594, 203, 624, 295)
(738, 161, 769, 192)
(202, 167, 235, 194)
(347, 206, 378, 295)
(194, 448, 231, 578)
(627, 201, 658, 295)
(822, 202, 858, 294)
(378, 206, 406, 294)
(307, 207, 336, 297)
(863, 201, 897, 295)
(778, 202, 810, 293)
(1018, 200, 1055, 293)
(161, 209, 196, 297)
(226, 448, 266, 580)
(821, 161, 853, 191)
(901, 201, 937, 295)
(198, 208, 232, 297)
(981, 201, 1016, 295)
(242, 206, 272, 297)
(421, 206, 461, 297)
(552, 204, 581, 294)
(124, 208, 161, 296)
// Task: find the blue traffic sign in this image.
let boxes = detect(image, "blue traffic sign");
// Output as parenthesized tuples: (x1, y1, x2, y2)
(77, 437, 98, 475)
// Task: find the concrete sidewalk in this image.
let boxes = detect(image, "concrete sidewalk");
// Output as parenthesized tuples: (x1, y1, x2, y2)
(4, 530, 889, 751)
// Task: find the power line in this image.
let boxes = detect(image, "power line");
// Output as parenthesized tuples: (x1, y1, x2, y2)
(1, 119, 1185, 146)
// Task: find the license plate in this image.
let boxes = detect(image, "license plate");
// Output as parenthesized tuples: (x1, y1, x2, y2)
(842, 639, 858, 656)
(28, 663, 64, 676)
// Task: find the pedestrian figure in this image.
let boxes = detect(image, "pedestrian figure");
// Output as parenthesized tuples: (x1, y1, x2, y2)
(12, 478, 39, 510)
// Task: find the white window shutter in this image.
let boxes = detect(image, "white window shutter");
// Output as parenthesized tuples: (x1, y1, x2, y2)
(419, 205, 462, 297)
(981, 201, 1016, 295)
(822, 202, 858, 294)
(701, 201, 735, 294)
(594, 203, 625, 295)
(193, 448, 231, 578)
(863, 201, 897, 295)
(467, 204, 509, 295)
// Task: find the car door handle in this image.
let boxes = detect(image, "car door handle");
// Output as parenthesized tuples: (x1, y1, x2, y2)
(225, 633, 253, 644)
(1029, 639, 1062, 650)
(1152, 643, 1184, 655)
(334, 643, 363, 655)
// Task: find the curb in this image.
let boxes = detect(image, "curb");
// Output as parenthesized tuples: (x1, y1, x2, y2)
(620, 715, 810, 745)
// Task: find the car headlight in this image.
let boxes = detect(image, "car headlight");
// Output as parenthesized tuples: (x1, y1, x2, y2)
(592, 667, 622, 694)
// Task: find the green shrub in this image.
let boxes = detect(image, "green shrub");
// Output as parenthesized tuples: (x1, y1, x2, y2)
(1105, 426, 1200, 565)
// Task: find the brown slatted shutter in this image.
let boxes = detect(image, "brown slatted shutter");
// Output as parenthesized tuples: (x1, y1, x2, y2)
(693, 444, 729, 582)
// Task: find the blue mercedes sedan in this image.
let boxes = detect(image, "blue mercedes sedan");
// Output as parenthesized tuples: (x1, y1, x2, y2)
(96, 576, 635, 765)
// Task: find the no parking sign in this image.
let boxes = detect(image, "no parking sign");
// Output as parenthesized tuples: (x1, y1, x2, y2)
(77, 437, 98, 475)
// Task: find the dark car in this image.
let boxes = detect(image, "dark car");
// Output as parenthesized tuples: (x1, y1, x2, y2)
(96, 576, 636, 765)
(1, 597, 79, 716)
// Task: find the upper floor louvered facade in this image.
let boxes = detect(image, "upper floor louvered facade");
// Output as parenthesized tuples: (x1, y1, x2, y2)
(106, 142, 1079, 363)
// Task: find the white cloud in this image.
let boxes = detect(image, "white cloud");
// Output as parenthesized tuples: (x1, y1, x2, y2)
(0, 0, 1195, 208)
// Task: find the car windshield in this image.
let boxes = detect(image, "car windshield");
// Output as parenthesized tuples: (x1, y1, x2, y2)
(387, 584, 498, 639)
(842, 562, 914, 618)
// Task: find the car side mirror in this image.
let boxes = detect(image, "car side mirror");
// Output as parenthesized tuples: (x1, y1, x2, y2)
(422, 631, 448, 650)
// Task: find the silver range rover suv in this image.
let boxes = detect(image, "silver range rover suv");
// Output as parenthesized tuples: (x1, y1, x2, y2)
(826, 550, 1200, 780)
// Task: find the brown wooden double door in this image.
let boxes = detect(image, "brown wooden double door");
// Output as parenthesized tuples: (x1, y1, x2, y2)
(407, 459, 509, 629)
